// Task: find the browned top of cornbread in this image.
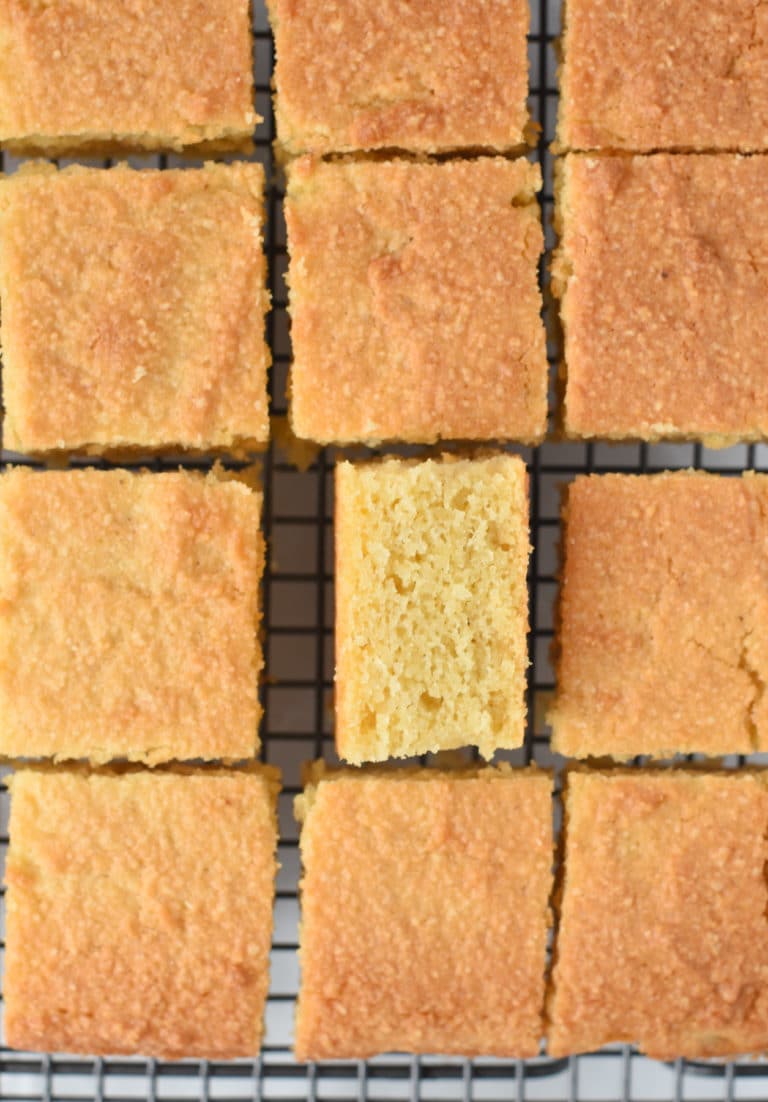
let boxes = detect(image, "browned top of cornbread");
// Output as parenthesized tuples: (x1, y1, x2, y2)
(553, 154, 768, 443)
(295, 764, 552, 1060)
(0, 467, 264, 764)
(558, 0, 768, 153)
(286, 157, 547, 445)
(267, 0, 530, 155)
(549, 770, 768, 1058)
(4, 766, 280, 1058)
(548, 472, 768, 759)
(0, 0, 257, 154)
(0, 163, 269, 454)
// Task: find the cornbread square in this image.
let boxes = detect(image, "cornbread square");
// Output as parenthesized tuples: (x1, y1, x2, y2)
(0, 163, 269, 455)
(554, 154, 768, 443)
(558, 0, 768, 153)
(4, 765, 280, 1058)
(0, 0, 256, 155)
(267, 0, 531, 156)
(0, 467, 264, 764)
(548, 472, 768, 759)
(295, 763, 552, 1059)
(335, 455, 530, 763)
(549, 771, 768, 1058)
(286, 157, 547, 445)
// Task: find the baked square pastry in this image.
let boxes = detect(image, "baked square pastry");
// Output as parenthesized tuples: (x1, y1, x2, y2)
(0, 0, 257, 155)
(554, 154, 768, 443)
(0, 162, 269, 455)
(549, 770, 768, 1058)
(335, 454, 530, 763)
(295, 763, 552, 1059)
(286, 157, 547, 445)
(267, 0, 531, 156)
(558, 0, 768, 153)
(548, 472, 768, 759)
(3, 765, 280, 1057)
(0, 467, 264, 763)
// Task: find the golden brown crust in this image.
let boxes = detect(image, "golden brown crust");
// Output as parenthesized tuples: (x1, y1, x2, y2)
(267, 0, 530, 155)
(3, 766, 280, 1058)
(548, 471, 768, 759)
(0, 0, 257, 153)
(295, 765, 552, 1059)
(286, 157, 547, 445)
(0, 162, 269, 454)
(0, 467, 264, 764)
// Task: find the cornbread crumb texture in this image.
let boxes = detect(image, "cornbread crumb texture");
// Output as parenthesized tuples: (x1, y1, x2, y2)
(559, 0, 768, 152)
(286, 157, 547, 445)
(549, 771, 768, 1058)
(335, 455, 530, 763)
(549, 472, 768, 759)
(0, 0, 256, 153)
(0, 468, 264, 764)
(295, 765, 552, 1059)
(554, 154, 768, 442)
(0, 163, 269, 453)
(4, 767, 280, 1058)
(267, 0, 530, 155)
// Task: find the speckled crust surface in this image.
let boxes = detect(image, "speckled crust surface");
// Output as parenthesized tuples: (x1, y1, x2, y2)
(0, 468, 264, 764)
(558, 0, 768, 153)
(4, 766, 280, 1058)
(0, 163, 269, 454)
(267, 0, 530, 155)
(548, 472, 768, 759)
(553, 154, 768, 443)
(0, 0, 257, 154)
(295, 764, 552, 1060)
(335, 455, 530, 763)
(549, 770, 768, 1059)
(286, 157, 547, 445)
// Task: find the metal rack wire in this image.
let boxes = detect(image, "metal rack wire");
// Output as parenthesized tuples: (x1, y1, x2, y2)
(2, 1, 768, 1099)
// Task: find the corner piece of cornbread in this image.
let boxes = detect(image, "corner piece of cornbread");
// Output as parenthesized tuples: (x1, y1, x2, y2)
(558, 0, 768, 153)
(3, 765, 280, 1058)
(286, 157, 547, 445)
(0, 0, 257, 155)
(0, 162, 269, 455)
(266, 0, 531, 156)
(295, 762, 552, 1059)
(548, 471, 768, 760)
(553, 154, 768, 444)
(549, 770, 768, 1059)
(0, 467, 264, 764)
(335, 454, 530, 763)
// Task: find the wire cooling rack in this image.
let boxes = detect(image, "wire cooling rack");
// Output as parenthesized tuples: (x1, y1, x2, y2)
(3, 1, 768, 1100)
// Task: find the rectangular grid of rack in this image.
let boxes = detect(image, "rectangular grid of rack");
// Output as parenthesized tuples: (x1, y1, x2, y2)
(2, 1, 768, 1099)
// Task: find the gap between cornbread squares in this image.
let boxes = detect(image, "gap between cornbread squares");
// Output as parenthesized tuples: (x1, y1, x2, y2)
(334, 452, 530, 764)
(0, 466, 264, 765)
(0, 0, 258, 155)
(0, 162, 270, 456)
(284, 155, 547, 446)
(548, 470, 768, 760)
(2, 763, 280, 1058)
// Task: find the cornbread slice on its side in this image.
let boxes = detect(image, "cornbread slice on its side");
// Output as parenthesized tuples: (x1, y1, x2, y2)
(548, 472, 768, 759)
(0, 0, 257, 155)
(0, 162, 269, 455)
(335, 454, 530, 763)
(3, 765, 280, 1058)
(549, 770, 768, 1059)
(554, 154, 768, 443)
(266, 0, 531, 156)
(286, 157, 547, 445)
(0, 468, 264, 764)
(295, 763, 552, 1059)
